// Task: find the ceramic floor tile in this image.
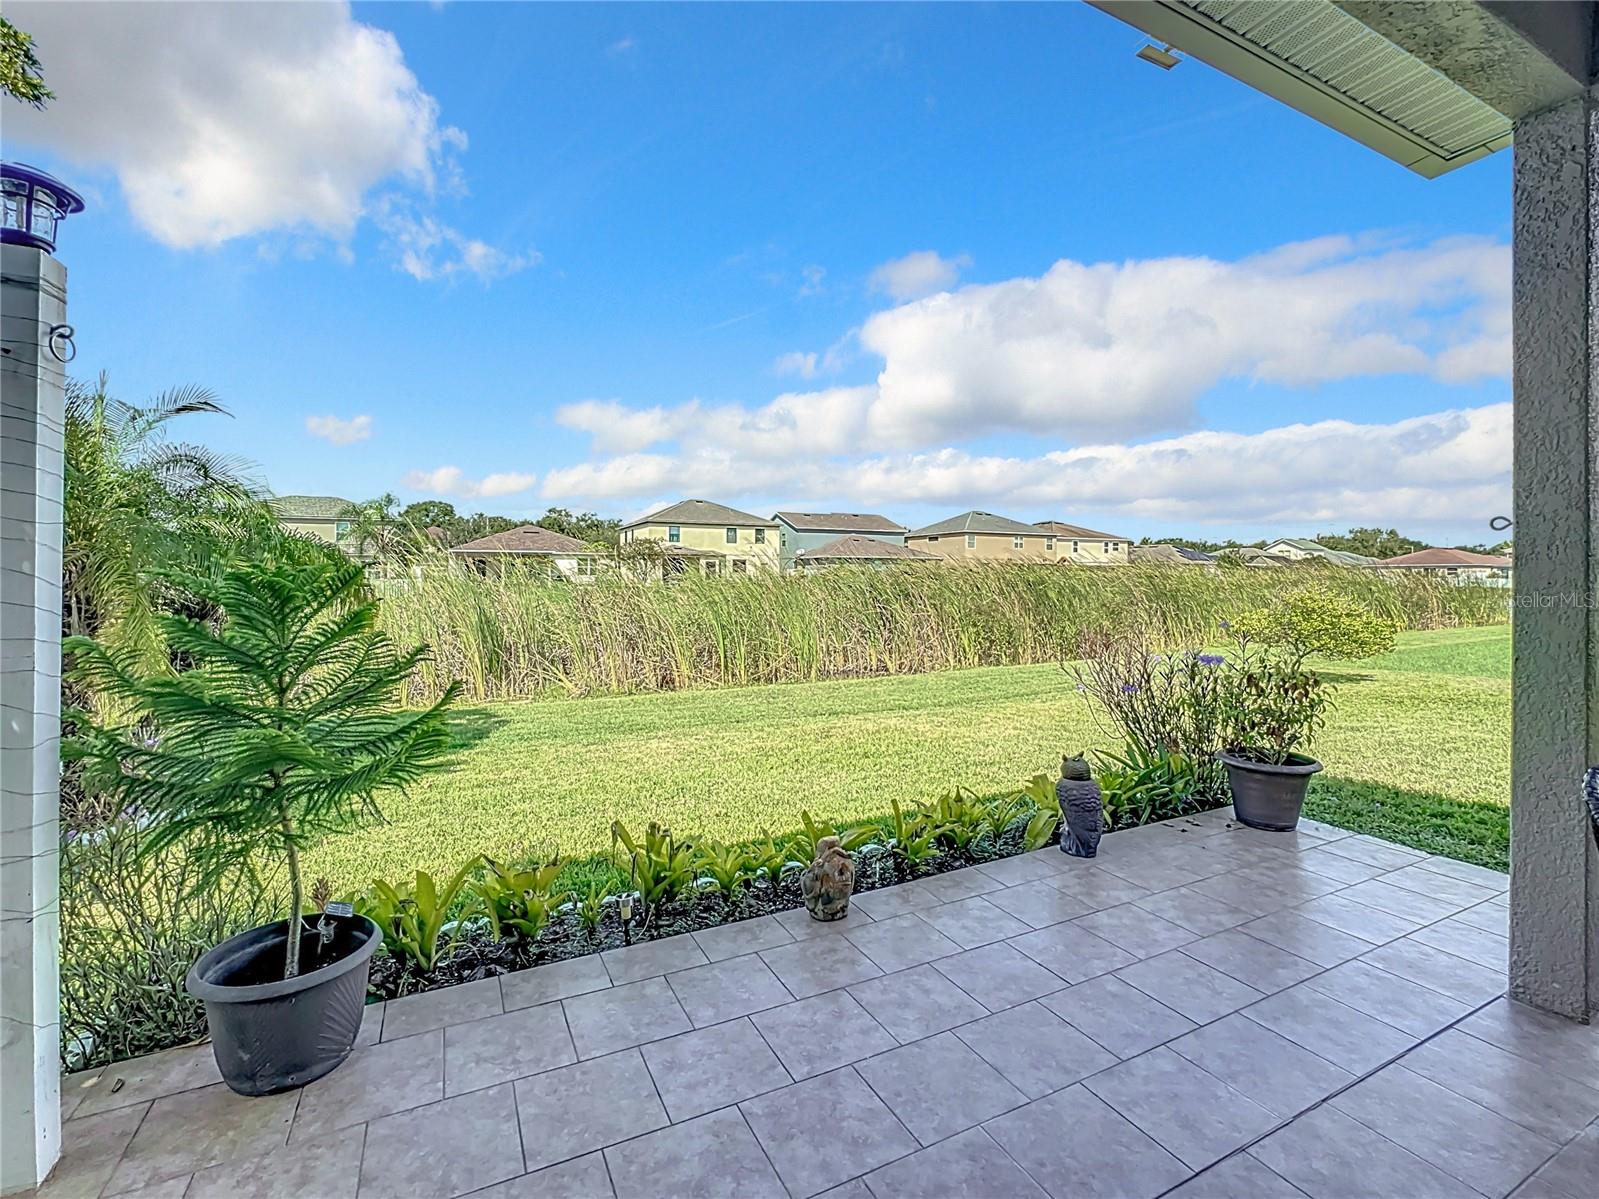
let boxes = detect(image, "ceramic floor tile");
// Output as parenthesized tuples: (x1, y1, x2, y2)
(955, 1000, 1118, 1098)
(1072, 904, 1199, 959)
(1237, 911, 1373, 968)
(561, 976, 691, 1059)
(1169, 1013, 1354, 1117)
(1179, 930, 1321, 994)
(1115, 950, 1264, 1024)
(1133, 886, 1256, 935)
(843, 912, 963, 973)
(773, 902, 875, 941)
(1084, 1047, 1279, 1170)
(39, 1104, 149, 1199)
(1407, 916, 1507, 971)
(382, 976, 504, 1040)
(665, 953, 794, 1027)
(513, 1049, 669, 1173)
(690, 914, 795, 962)
(1359, 938, 1505, 1004)
(1249, 1105, 1478, 1199)
(984, 879, 1097, 929)
(856, 1030, 1027, 1145)
(1452, 897, 1510, 936)
(1304, 960, 1471, 1037)
(741, 1067, 919, 1198)
(1165, 1153, 1307, 1199)
(1339, 879, 1465, 924)
(918, 895, 1031, 949)
(759, 935, 883, 999)
(1008, 921, 1137, 984)
(1041, 975, 1197, 1060)
(1043, 864, 1153, 911)
(108, 1084, 297, 1194)
(640, 1017, 792, 1122)
(849, 963, 988, 1043)
(916, 866, 1006, 904)
(500, 955, 612, 1010)
(604, 1108, 786, 1199)
(932, 941, 1068, 1011)
(1454, 997, 1599, 1087)
(601, 933, 708, 985)
(983, 1084, 1190, 1199)
(71, 1043, 220, 1118)
(1380, 864, 1502, 907)
(466, 1153, 615, 1199)
(1316, 835, 1426, 871)
(976, 853, 1061, 888)
(851, 881, 942, 921)
(751, 991, 897, 1080)
(1293, 894, 1421, 944)
(1526, 1121, 1599, 1199)
(1296, 848, 1392, 885)
(1410, 856, 1509, 892)
(1400, 1028, 1599, 1142)
(293, 1029, 444, 1139)
(862, 1126, 1048, 1198)
(186, 1127, 363, 1199)
(359, 1083, 524, 1199)
(355, 1002, 385, 1047)
(1241, 983, 1418, 1073)
(444, 1001, 576, 1095)
(1330, 1065, 1559, 1197)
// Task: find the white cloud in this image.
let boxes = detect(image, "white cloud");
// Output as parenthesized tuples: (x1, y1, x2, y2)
(555, 400, 702, 455)
(4, 1, 526, 278)
(608, 36, 638, 56)
(798, 265, 827, 297)
(542, 403, 1512, 530)
(375, 200, 539, 282)
(868, 250, 972, 302)
(306, 413, 373, 446)
(774, 351, 819, 379)
(405, 466, 536, 499)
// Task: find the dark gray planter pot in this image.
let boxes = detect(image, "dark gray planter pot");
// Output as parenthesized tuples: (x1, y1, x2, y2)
(1217, 751, 1323, 831)
(187, 914, 379, 1096)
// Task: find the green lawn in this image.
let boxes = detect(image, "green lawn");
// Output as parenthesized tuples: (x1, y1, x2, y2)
(305, 624, 1512, 887)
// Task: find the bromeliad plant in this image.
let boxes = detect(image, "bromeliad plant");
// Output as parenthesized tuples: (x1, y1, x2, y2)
(1096, 744, 1201, 829)
(359, 862, 482, 972)
(885, 799, 941, 875)
(65, 552, 459, 981)
(791, 810, 874, 862)
(692, 839, 755, 901)
(612, 820, 697, 926)
(476, 855, 572, 942)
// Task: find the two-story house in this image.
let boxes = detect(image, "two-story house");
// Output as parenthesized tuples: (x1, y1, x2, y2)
(1033, 521, 1131, 565)
(270, 494, 358, 554)
(1261, 538, 1382, 567)
(773, 511, 907, 571)
(905, 510, 1060, 561)
(619, 499, 780, 574)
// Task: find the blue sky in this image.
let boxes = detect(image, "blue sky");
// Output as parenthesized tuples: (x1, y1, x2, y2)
(7, 2, 1511, 542)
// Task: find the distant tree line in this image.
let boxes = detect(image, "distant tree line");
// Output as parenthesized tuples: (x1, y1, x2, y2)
(1138, 527, 1511, 557)
(395, 499, 621, 549)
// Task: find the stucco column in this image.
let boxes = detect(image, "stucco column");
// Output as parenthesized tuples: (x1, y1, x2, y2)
(1509, 88, 1599, 1021)
(0, 243, 66, 1192)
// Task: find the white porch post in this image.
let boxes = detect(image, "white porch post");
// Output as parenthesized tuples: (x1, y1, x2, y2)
(1509, 87, 1599, 1021)
(0, 242, 67, 1192)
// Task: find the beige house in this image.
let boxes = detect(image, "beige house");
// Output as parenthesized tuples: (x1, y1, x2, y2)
(905, 510, 1057, 561)
(1261, 537, 1381, 567)
(448, 524, 605, 581)
(1130, 543, 1218, 567)
(1375, 547, 1513, 587)
(269, 494, 357, 553)
(793, 535, 941, 571)
(619, 499, 780, 575)
(1033, 521, 1131, 565)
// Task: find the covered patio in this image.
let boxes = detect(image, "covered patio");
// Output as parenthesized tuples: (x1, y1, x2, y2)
(4, 2, 1599, 1195)
(41, 812, 1595, 1198)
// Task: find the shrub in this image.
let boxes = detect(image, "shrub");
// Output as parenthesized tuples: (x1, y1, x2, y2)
(476, 855, 571, 941)
(1233, 591, 1399, 663)
(1096, 744, 1202, 829)
(1215, 638, 1333, 765)
(64, 552, 459, 979)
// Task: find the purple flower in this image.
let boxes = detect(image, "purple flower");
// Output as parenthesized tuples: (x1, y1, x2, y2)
(1075, 683, 1088, 693)
(1197, 654, 1224, 666)
(1218, 619, 1231, 631)
(1120, 683, 1138, 694)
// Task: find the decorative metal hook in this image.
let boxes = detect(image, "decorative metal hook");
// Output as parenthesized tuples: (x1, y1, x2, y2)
(47, 323, 76, 364)
(1489, 516, 1512, 532)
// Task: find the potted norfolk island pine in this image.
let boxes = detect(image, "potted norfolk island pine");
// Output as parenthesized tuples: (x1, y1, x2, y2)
(66, 551, 457, 1095)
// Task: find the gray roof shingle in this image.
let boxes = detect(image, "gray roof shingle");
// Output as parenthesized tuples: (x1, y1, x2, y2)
(449, 525, 599, 556)
(906, 510, 1045, 538)
(774, 511, 906, 534)
(626, 499, 774, 529)
(796, 535, 940, 562)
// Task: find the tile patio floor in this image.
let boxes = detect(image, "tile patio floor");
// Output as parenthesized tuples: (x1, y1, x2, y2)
(41, 810, 1599, 1199)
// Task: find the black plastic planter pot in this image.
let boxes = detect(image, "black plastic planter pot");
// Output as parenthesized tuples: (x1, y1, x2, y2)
(1217, 751, 1323, 831)
(186, 914, 379, 1096)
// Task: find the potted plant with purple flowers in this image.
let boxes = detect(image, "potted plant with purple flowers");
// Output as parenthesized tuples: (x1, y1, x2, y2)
(1213, 636, 1333, 830)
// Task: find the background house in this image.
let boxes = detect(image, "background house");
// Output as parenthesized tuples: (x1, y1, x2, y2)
(1261, 537, 1381, 567)
(269, 494, 357, 553)
(1377, 547, 1514, 587)
(793, 535, 941, 571)
(1033, 521, 1131, 565)
(448, 524, 604, 580)
(619, 499, 780, 574)
(1130, 543, 1217, 566)
(906, 510, 1060, 561)
(773, 511, 907, 571)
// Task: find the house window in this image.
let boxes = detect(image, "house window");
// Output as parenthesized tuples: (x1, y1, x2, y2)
(1045, 537, 1055, 551)
(927, 535, 940, 542)
(733, 559, 748, 574)
(726, 527, 738, 544)
(966, 534, 976, 549)
(668, 525, 681, 543)
(780, 532, 787, 547)
(1103, 541, 1112, 553)
(1111, 542, 1120, 552)
(1071, 541, 1079, 553)
(704, 559, 719, 576)
(754, 528, 766, 544)
(1014, 536, 1025, 550)
(335, 520, 351, 541)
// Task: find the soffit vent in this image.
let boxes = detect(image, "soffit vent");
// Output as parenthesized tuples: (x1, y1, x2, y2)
(1180, 0, 1511, 158)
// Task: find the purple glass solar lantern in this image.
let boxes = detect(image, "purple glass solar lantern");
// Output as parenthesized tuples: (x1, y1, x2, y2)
(1, 163, 85, 254)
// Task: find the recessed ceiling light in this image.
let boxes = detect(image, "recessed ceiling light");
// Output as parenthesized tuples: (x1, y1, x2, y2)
(1136, 42, 1182, 70)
